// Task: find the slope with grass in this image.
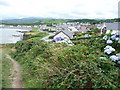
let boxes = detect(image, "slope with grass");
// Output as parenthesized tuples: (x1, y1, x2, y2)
(24, 28, 49, 40)
(1, 45, 13, 88)
(11, 38, 120, 88)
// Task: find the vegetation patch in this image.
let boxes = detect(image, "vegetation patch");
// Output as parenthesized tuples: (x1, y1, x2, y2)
(11, 38, 120, 88)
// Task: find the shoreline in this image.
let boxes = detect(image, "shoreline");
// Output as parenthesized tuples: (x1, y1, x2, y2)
(0, 28, 31, 44)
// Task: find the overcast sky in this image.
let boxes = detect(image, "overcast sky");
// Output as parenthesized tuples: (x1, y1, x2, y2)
(0, 0, 119, 19)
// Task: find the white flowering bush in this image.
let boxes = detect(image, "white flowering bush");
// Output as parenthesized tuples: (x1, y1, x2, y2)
(102, 31, 120, 70)
(58, 39, 74, 46)
(104, 45, 115, 54)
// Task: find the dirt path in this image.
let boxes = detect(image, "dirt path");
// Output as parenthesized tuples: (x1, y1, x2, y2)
(5, 54, 24, 88)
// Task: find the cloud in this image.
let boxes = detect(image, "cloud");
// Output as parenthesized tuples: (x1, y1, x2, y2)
(0, 0, 119, 19)
(0, 0, 9, 6)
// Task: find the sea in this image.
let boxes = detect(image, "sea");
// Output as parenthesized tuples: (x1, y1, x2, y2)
(0, 28, 24, 44)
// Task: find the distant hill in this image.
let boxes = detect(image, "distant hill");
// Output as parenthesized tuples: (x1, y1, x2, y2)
(2, 17, 54, 23)
(1, 17, 119, 25)
(33, 19, 69, 24)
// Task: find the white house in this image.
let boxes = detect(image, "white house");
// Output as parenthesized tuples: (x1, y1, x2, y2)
(54, 30, 73, 39)
(68, 27, 78, 32)
(101, 22, 120, 34)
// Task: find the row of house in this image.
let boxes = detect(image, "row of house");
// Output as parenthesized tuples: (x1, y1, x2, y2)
(53, 22, 120, 40)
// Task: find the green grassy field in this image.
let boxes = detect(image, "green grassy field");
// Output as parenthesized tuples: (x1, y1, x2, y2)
(25, 28, 49, 40)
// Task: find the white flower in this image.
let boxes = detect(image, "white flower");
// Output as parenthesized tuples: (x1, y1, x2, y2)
(109, 47, 115, 52)
(111, 35, 116, 40)
(68, 44, 73, 46)
(118, 40, 120, 44)
(104, 49, 112, 54)
(103, 35, 108, 40)
(100, 57, 107, 60)
(115, 37, 119, 41)
(106, 39, 113, 44)
(115, 32, 120, 36)
(110, 55, 119, 61)
(104, 45, 112, 49)
(104, 46, 115, 54)
(118, 61, 120, 64)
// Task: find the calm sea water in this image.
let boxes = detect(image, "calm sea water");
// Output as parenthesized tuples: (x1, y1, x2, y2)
(0, 28, 24, 44)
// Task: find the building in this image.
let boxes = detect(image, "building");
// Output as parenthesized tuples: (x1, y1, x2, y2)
(53, 30, 73, 39)
(101, 22, 120, 34)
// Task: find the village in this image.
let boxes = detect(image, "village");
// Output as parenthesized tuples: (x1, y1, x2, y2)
(1, 22, 119, 42)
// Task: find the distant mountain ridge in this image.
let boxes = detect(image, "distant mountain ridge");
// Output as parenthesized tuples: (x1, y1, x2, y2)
(2, 17, 55, 23)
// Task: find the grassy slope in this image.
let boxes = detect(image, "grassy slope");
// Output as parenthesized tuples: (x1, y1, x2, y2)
(25, 28, 49, 40)
(1, 44, 13, 88)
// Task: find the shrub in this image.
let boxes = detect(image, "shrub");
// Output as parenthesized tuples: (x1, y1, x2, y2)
(49, 36, 54, 39)
(12, 38, 120, 88)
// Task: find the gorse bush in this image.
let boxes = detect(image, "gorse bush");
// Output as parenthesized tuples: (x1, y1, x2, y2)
(12, 38, 120, 88)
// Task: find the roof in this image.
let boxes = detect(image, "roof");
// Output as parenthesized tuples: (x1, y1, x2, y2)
(105, 23, 120, 30)
(61, 30, 73, 38)
(68, 27, 78, 32)
(54, 30, 73, 39)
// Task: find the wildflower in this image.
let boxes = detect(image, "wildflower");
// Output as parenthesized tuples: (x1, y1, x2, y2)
(117, 61, 120, 64)
(83, 51, 89, 53)
(114, 73, 117, 75)
(96, 51, 100, 54)
(100, 57, 107, 60)
(111, 35, 116, 40)
(106, 80, 109, 83)
(104, 46, 115, 55)
(109, 47, 115, 51)
(109, 61, 112, 63)
(116, 67, 119, 70)
(118, 39, 120, 44)
(104, 49, 112, 54)
(104, 45, 112, 50)
(110, 55, 119, 61)
(106, 39, 113, 44)
(102, 61, 105, 63)
(103, 35, 108, 40)
(115, 37, 119, 41)
(115, 32, 120, 36)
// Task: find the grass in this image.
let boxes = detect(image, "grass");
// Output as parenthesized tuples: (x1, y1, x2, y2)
(0, 47, 2, 89)
(28, 33, 49, 40)
(29, 28, 40, 34)
(25, 27, 49, 40)
(1, 44, 13, 88)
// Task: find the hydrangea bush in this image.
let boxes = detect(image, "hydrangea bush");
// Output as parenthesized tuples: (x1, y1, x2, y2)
(12, 37, 120, 88)
(102, 31, 120, 70)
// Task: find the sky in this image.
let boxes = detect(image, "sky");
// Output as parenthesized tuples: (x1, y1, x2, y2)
(0, 0, 120, 19)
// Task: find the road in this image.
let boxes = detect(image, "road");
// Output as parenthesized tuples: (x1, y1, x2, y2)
(42, 33, 55, 40)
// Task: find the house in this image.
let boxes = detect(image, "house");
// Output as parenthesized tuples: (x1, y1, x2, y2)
(101, 22, 120, 34)
(53, 30, 73, 39)
(68, 27, 78, 32)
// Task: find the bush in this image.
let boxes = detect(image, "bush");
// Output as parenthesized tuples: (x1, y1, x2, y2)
(12, 39, 120, 88)
(49, 36, 54, 39)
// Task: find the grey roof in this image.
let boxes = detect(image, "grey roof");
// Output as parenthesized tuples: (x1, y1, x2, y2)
(55, 30, 73, 39)
(62, 30, 73, 38)
(105, 23, 120, 30)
